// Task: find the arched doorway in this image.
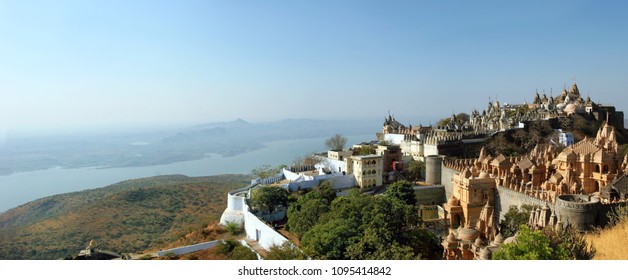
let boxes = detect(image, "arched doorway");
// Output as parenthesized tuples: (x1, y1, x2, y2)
(451, 214, 461, 228)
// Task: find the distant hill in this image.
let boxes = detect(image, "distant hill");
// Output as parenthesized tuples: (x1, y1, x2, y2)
(0, 174, 252, 259)
(0, 118, 379, 175)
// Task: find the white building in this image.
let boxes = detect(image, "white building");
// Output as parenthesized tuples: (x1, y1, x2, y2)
(559, 132, 575, 147)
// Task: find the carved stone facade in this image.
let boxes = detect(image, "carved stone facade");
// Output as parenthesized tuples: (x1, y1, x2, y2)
(440, 120, 625, 259)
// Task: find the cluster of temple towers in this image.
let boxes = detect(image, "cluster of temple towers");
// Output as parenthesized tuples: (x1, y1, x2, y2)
(440, 121, 627, 260)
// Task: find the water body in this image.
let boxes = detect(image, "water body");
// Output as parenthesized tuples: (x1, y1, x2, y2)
(0, 134, 373, 212)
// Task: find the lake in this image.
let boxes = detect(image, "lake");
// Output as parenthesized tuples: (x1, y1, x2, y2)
(0, 134, 374, 212)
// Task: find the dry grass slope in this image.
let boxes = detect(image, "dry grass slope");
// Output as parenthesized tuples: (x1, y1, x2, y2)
(0, 174, 252, 259)
(586, 219, 628, 260)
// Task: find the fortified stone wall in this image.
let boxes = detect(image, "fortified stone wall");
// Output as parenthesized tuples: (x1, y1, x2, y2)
(414, 185, 446, 206)
(439, 163, 617, 229)
(440, 164, 459, 199)
(495, 186, 554, 220)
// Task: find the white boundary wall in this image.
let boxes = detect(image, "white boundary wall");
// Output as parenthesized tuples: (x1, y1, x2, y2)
(157, 240, 222, 257)
(242, 203, 289, 250)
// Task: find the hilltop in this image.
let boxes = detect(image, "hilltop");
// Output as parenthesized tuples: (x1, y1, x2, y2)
(0, 174, 252, 259)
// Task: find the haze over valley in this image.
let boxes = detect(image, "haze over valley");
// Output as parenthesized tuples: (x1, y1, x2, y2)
(0, 118, 379, 176)
(0, 118, 379, 212)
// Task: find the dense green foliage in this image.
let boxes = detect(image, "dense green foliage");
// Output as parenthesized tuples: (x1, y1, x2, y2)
(385, 180, 417, 206)
(298, 190, 441, 260)
(251, 186, 289, 213)
(215, 239, 258, 260)
(493, 225, 595, 260)
(405, 160, 425, 180)
(499, 205, 533, 237)
(315, 180, 338, 204)
(0, 174, 252, 259)
(543, 225, 595, 260)
(352, 145, 376, 155)
(286, 192, 330, 237)
(493, 225, 568, 260)
(286, 181, 336, 237)
(437, 118, 451, 127)
(437, 113, 469, 128)
(265, 241, 308, 260)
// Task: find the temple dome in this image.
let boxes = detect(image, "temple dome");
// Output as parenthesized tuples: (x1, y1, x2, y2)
(474, 237, 485, 247)
(479, 248, 492, 260)
(458, 228, 479, 242)
(446, 232, 457, 243)
(448, 196, 460, 206)
(564, 104, 577, 115)
(493, 232, 505, 245)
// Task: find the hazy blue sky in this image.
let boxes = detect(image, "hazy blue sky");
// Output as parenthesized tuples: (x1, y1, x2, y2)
(1, 0, 628, 136)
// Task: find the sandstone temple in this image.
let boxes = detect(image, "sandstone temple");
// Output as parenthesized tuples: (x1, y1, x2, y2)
(439, 121, 628, 260)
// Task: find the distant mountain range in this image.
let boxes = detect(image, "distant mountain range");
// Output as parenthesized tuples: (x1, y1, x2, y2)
(0, 118, 380, 175)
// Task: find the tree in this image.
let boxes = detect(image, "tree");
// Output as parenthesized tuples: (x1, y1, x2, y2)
(386, 180, 417, 206)
(300, 192, 441, 260)
(543, 225, 595, 260)
(301, 219, 358, 260)
(286, 181, 336, 237)
(314, 180, 337, 204)
(265, 242, 308, 260)
(499, 205, 533, 237)
(251, 164, 283, 179)
(406, 160, 425, 180)
(352, 145, 376, 155)
(293, 153, 323, 166)
(250, 187, 289, 213)
(437, 118, 451, 127)
(286, 193, 330, 237)
(493, 224, 594, 260)
(216, 239, 258, 260)
(493, 225, 568, 260)
(456, 113, 470, 124)
(325, 134, 348, 151)
(607, 203, 628, 226)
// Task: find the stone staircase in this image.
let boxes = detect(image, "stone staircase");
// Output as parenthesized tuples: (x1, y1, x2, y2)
(244, 239, 269, 259)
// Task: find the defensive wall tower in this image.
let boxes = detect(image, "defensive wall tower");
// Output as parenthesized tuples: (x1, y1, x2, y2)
(555, 194, 602, 231)
(425, 155, 443, 185)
